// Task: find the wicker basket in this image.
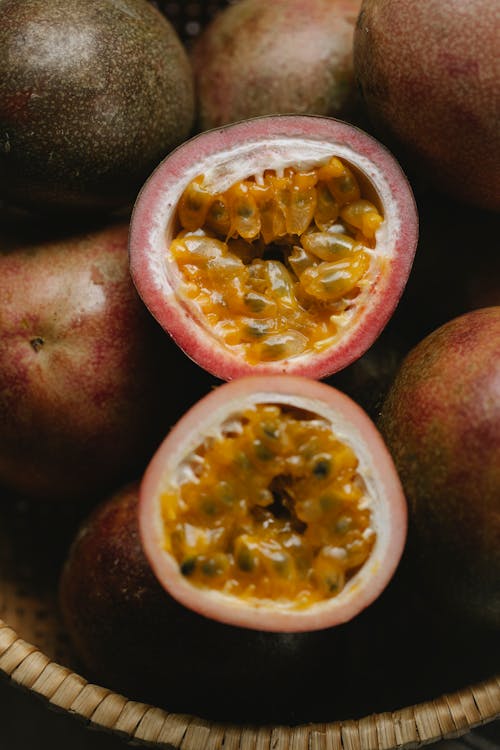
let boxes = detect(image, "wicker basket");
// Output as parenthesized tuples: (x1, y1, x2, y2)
(0, 2, 499, 748)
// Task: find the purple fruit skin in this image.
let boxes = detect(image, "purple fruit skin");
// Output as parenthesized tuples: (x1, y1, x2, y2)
(192, 0, 362, 130)
(354, 0, 500, 210)
(59, 483, 343, 723)
(0, 222, 209, 502)
(378, 308, 500, 629)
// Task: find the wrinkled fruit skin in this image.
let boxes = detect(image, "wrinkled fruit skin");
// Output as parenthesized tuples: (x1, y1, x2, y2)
(0, 0, 194, 214)
(59, 483, 346, 724)
(192, 0, 362, 130)
(378, 307, 500, 629)
(354, 0, 500, 211)
(0, 222, 212, 503)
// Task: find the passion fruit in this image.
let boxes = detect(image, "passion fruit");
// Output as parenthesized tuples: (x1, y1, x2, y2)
(191, 0, 362, 130)
(139, 375, 407, 633)
(354, 0, 500, 211)
(0, 0, 194, 214)
(60, 482, 350, 724)
(378, 307, 500, 630)
(0, 221, 212, 503)
(60, 376, 406, 722)
(129, 115, 418, 380)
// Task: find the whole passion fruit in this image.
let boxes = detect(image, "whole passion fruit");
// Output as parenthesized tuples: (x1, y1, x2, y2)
(129, 115, 418, 380)
(139, 375, 407, 633)
(0, 221, 212, 503)
(0, 0, 194, 214)
(378, 307, 500, 630)
(192, 0, 362, 130)
(354, 0, 500, 211)
(58, 482, 351, 723)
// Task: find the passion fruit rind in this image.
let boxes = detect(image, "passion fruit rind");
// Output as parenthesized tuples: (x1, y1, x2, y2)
(139, 375, 407, 633)
(129, 115, 418, 381)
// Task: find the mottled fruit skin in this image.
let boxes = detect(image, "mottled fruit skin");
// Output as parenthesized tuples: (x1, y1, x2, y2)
(192, 0, 362, 130)
(0, 222, 212, 503)
(0, 0, 194, 213)
(59, 484, 344, 724)
(354, 0, 500, 211)
(378, 308, 500, 629)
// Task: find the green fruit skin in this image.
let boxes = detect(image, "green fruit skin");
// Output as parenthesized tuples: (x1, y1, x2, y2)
(0, 0, 194, 213)
(378, 307, 500, 629)
(192, 0, 362, 131)
(354, 0, 500, 211)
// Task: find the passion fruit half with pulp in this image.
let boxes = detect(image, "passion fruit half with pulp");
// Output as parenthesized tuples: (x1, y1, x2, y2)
(129, 115, 418, 380)
(139, 375, 407, 632)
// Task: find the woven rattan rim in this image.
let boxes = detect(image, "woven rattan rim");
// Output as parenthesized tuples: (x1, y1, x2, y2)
(1, 618, 498, 749)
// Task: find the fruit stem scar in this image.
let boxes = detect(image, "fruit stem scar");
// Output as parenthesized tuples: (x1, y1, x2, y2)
(30, 337, 45, 352)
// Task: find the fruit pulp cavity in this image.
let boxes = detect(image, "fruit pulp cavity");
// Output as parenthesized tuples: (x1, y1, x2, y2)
(160, 403, 376, 608)
(170, 156, 384, 364)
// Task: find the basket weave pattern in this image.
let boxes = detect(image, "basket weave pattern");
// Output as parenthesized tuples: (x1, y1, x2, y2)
(1, 608, 499, 750)
(0, 1, 499, 747)
(0, 612, 499, 750)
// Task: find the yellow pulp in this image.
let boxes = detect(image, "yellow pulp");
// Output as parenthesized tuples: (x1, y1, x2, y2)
(161, 404, 376, 608)
(170, 156, 384, 364)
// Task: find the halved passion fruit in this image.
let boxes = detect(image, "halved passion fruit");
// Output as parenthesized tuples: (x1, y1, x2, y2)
(139, 375, 407, 632)
(129, 115, 418, 380)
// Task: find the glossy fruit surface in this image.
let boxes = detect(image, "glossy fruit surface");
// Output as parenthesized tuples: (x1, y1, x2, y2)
(192, 0, 362, 130)
(139, 375, 407, 632)
(0, 0, 194, 214)
(0, 221, 212, 502)
(378, 307, 500, 629)
(354, 0, 500, 211)
(129, 115, 418, 380)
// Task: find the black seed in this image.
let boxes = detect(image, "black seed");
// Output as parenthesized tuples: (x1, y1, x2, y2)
(217, 483, 234, 505)
(335, 516, 352, 534)
(209, 200, 226, 220)
(254, 439, 273, 461)
(340, 176, 354, 193)
(313, 458, 331, 478)
(326, 576, 340, 592)
(237, 205, 254, 218)
(244, 321, 269, 339)
(319, 494, 335, 511)
(273, 555, 290, 576)
(236, 547, 255, 572)
(180, 557, 197, 576)
(201, 557, 223, 576)
(201, 498, 218, 516)
(235, 452, 252, 470)
(244, 293, 266, 312)
(262, 423, 279, 439)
